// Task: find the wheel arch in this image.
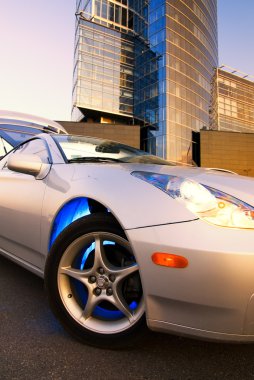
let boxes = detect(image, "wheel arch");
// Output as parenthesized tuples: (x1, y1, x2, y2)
(48, 196, 125, 251)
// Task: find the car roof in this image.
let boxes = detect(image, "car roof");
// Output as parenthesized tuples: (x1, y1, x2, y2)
(0, 110, 67, 134)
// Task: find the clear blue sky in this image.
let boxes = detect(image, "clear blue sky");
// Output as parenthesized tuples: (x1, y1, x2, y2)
(0, 0, 253, 121)
(0, 0, 75, 121)
(218, 0, 254, 75)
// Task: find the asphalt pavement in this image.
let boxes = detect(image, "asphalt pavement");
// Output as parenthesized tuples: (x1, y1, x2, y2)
(1, 255, 254, 380)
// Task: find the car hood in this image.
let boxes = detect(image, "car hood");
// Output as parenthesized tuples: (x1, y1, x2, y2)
(122, 163, 254, 206)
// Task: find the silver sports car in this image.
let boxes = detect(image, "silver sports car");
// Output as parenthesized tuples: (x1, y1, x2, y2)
(1, 133, 254, 348)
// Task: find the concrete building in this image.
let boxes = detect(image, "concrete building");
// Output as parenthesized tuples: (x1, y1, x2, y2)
(72, 0, 218, 163)
(57, 121, 140, 148)
(200, 130, 254, 177)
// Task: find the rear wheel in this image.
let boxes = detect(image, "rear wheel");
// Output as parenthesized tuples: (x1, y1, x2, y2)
(45, 213, 146, 348)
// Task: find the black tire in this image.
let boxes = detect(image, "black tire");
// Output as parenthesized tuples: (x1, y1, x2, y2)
(45, 213, 146, 348)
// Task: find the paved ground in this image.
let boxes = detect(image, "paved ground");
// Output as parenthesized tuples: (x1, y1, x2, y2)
(1, 255, 254, 380)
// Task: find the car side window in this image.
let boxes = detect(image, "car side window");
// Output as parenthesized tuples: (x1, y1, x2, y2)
(0, 137, 12, 157)
(13, 138, 50, 164)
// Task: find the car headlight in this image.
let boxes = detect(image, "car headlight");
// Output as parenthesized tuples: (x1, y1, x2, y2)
(131, 171, 254, 229)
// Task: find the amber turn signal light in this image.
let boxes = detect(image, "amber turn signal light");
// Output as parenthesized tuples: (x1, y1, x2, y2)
(152, 252, 188, 268)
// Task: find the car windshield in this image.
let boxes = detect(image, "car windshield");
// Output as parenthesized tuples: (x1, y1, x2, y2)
(53, 135, 176, 166)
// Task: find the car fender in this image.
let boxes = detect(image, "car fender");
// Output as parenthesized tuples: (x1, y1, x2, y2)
(41, 164, 197, 259)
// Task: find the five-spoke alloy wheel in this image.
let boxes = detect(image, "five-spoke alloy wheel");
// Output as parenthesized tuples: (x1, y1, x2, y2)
(45, 213, 146, 348)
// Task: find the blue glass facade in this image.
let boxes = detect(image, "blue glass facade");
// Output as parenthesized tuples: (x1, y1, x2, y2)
(73, 0, 218, 163)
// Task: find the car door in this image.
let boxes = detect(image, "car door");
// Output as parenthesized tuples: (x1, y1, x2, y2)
(0, 138, 50, 269)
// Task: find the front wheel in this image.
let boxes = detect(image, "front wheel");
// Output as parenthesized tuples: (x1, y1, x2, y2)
(45, 213, 146, 348)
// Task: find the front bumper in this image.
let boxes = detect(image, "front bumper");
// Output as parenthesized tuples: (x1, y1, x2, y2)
(126, 219, 254, 342)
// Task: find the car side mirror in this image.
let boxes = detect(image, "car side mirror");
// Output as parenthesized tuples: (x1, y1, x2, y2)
(7, 154, 51, 179)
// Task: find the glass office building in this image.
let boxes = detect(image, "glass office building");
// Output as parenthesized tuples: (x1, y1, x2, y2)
(73, 0, 218, 163)
(211, 66, 254, 133)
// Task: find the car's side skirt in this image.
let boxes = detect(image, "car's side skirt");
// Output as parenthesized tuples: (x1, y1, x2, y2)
(0, 248, 44, 278)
